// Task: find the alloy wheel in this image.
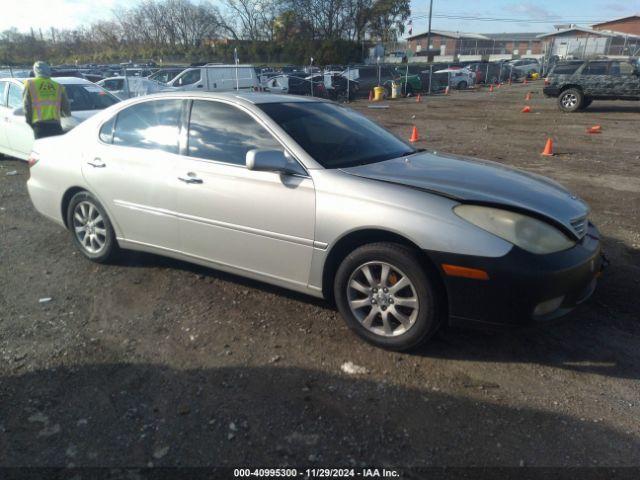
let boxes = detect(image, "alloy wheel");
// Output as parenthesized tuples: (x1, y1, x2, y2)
(561, 93, 578, 108)
(347, 261, 420, 337)
(72, 201, 107, 254)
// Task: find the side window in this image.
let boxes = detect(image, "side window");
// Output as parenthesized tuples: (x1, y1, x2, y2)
(99, 116, 116, 143)
(582, 62, 608, 75)
(7, 83, 22, 109)
(188, 100, 281, 165)
(552, 63, 581, 75)
(113, 99, 183, 154)
(611, 61, 634, 76)
(176, 69, 201, 86)
(0, 81, 6, 107)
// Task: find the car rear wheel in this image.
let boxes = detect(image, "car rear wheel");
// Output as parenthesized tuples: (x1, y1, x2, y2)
(558, 88, 583, 112)
(67, 191, 119, 263)
(334, 243, 441, 351)
(457, 81, 468, 90)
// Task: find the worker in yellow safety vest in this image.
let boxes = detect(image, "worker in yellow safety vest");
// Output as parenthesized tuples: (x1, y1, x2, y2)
(23, 61, 71, 139)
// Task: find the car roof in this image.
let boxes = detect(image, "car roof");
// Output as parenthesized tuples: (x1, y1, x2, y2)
(140, 91, 327, 105)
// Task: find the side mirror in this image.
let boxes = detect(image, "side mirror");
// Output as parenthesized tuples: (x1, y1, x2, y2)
(13, 107, 24, 116)
(246, 149, 306, 176)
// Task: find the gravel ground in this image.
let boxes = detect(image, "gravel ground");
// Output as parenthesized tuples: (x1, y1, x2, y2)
(0, 83, 639, 469)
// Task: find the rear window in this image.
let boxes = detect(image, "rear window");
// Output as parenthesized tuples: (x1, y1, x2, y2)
(551, 63, 581, 75)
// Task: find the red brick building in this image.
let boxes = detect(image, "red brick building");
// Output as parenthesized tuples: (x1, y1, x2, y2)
(592, 14, 640, 36)
(406, 30, 543, 58)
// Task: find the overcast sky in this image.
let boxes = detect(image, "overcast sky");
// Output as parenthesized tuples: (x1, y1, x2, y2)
(1, 0, 639, 35)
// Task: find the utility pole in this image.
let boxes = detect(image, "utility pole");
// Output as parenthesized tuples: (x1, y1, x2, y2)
(426, 0, 434, 61)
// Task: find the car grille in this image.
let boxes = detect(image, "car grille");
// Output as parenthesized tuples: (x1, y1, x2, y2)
(570, 215, 588, 238)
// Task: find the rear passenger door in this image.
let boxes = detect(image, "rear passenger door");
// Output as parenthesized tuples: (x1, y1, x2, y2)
(579, 61, 610, 97)
(83, 99, 185, 250)
(608, 61, 640, 99)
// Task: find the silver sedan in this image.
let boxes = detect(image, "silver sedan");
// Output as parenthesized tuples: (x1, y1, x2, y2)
(27, 92, 603, 350)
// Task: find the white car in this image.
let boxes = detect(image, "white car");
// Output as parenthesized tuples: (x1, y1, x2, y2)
(435, 68, 476, 90)
(0, 77, 120, 160)
(97, 76, 168, 100)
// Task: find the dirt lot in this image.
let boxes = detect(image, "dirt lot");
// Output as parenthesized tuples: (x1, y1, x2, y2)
(1, 83, 639, 471)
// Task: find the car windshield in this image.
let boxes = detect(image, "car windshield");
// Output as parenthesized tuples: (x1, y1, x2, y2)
(64, 84, 119, 111)
(258, 102, 415, 168)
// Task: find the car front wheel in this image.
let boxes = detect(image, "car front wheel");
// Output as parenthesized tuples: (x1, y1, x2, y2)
(558, 88, 583, 112)
(67, 191, 119, 263)
(334, 243, 441, 351)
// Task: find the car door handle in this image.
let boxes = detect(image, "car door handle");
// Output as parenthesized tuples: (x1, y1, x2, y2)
(178, 175, 203, 184)
(197, 84, 203, 88)
(87, 158, 106, 168)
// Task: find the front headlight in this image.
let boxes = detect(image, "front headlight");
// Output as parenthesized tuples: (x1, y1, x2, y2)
(454, 205, 575, 255)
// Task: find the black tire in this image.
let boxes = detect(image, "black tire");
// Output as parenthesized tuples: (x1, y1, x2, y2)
(558, 88, 583, 113)
(66, 191, 119, 263)
(334, 242, 442, 351)
(457, 81, 468, 90)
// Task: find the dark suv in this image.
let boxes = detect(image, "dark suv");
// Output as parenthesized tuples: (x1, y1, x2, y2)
(544, 59, 640, 112)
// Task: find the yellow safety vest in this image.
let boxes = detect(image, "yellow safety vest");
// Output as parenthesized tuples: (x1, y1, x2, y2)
(24, 78, 63, 124)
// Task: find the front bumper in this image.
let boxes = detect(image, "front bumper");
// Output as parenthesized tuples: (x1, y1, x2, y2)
(427, 223, 603, 327)
(543, 85, 561, 97)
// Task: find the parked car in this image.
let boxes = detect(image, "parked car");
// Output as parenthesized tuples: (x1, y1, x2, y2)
(97, 76, 168, 100)
(286, 74, 326, 97)
(0, 77, 119, 160)
(147, 68, 185, 84)
(435, 68, 475, 89)
(350, 65, 397, 97)
(164, 65, 259, 92)
(26, 92, 603, 351)
(543, 59, 640, 112)
(260, 74, 289, 94)
(508, 58, 541, 77)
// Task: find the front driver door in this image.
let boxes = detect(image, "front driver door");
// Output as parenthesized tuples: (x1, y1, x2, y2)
(82, 98, 185, 251)
(608, 61, 640, 99)
(176, 99, 315, 287)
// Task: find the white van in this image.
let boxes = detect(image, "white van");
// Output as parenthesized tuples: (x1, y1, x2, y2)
(166, 65, 259, 92)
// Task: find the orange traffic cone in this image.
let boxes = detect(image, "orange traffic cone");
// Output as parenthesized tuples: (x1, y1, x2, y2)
(416, 94, 422, 103)
(444, 86, 450, 95)
(524, 78, 528, 85)
(541, 138, 554, 156)
(525, 92, 532, 101)
(409, 126, 419, 143)
(521, 106, 531, 113)
(586, 125, 602, 134)
(489, 84, 494, 93)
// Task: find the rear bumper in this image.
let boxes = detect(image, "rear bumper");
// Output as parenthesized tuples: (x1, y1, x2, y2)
(427, 223, 603, 327)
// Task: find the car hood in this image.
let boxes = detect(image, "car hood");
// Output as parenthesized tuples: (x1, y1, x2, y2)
(340, 151, 589, 238)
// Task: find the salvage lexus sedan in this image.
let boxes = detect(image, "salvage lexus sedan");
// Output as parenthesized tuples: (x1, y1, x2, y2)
(27, 92, 603, 350)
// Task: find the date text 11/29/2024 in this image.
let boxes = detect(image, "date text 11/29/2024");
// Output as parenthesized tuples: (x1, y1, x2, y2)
(233, 468, 401, 478)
